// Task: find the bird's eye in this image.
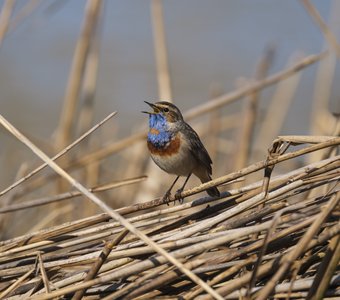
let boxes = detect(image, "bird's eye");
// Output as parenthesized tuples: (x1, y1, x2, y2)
(163, 107, 169, 113)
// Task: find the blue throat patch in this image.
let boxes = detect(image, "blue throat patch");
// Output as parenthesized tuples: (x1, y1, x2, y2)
(148, 114, 172, 148)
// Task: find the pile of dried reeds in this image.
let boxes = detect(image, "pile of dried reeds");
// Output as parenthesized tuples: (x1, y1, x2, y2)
(0, 135, 339, 299)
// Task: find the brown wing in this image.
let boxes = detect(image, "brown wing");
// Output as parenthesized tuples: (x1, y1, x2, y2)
(183, 122, 213, 175)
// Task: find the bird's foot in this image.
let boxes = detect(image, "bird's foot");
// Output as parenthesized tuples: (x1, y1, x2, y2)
(162, 190, 172, 206)
(174, 188, 184, 204)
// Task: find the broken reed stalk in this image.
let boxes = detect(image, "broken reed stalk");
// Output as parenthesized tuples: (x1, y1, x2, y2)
(72, 229, 129, 300)
(37, 252, 50, 294)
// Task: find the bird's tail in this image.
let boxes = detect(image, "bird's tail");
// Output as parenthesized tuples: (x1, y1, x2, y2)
(199, 173, 220, 197)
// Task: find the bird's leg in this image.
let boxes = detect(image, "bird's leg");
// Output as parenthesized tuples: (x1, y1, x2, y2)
(175, 173, 192, 204)
(162, 176, 180, 205)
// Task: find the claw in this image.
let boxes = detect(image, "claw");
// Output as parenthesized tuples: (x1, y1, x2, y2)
(175, 188, 184, 204)
(162, 190, 171, 206)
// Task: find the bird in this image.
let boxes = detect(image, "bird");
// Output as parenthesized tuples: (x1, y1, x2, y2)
(143, 101, 220, 204)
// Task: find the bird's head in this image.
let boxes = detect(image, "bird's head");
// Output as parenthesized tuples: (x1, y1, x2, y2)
(142, 101, 183, 128)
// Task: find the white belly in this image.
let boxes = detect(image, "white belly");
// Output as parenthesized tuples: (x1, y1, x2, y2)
(150, 141, 196, 176)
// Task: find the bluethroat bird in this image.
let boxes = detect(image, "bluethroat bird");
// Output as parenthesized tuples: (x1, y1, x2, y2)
(143, 101, 220, 203)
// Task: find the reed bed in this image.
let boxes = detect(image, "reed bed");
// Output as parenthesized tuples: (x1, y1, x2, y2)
(0, 131, 339, 299)
(0, 0, 340, 299)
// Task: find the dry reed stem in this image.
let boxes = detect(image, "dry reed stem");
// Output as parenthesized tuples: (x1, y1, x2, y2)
(0, 0, 15, 47)
(307, 233, 340, 299)
(76, 12, 102, 203)
(27, 203, 73, 234)
(8, 0, 42, 33)
(56, 0, 102, 148)
(219, 276, 339, 299)
(309, 0, 340, 165)
(72, 229, 129, 300)
(37, 252, 50, 294)
(234, 44, 275, 170)
(0, 268, 34, 299)
(301, 0, 340, 57)
(256, 53, 302, 153)
(55, 0, 102, 216)
(185, 51, 327, 119)
(184, 256, 257, 300)
(207, 85, 223, 162)
(76, 20, 102, 203)
(0, 115, 223, 300)
(103, 263, 171, 300)
(125, 259, 205, 299)
(151, 0, 172, 100)
(34, 258, 133, 293)
(0, 164, 28, 238)
(245, 204, 302, 298)
(0, 111, 116, 197)
(76, 8, 102, 137)
(0, 176, 146, 213)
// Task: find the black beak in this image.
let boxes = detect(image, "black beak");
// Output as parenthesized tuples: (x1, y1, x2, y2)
(142, 101, 158, 114)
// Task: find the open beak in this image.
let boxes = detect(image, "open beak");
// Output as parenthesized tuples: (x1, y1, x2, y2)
(142, 101, 159, 114)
